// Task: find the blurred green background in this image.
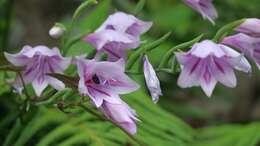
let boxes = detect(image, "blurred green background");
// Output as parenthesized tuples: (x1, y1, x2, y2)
(1, 0, 260, 146)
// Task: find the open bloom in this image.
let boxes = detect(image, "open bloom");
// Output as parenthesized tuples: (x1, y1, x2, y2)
(176, 40, 251, 97)
(84, 12, 152, 61)
(4, 45, 71, 96)
(235, 18, 260, 37)
(84, 30, 140, 61)
(75, 57, 139, 107)
(143, 55, 162, 103)
(95, 12, 152, 37)
(222, 33, 260, 69)
(100, 98, 139, 135)
(183, 0, 218, 24)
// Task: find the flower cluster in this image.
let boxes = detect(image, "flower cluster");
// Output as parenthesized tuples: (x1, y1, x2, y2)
(4, 12, 157, 135)
(4, 0, 260, 136)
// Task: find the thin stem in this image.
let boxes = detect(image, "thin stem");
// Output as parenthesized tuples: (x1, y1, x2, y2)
(17, 72, 30, 99)
(79, 103, 148, 146)
(158, 34, 204, 69)
(213, 19, 245, 42)
(126, 32, 171, 70)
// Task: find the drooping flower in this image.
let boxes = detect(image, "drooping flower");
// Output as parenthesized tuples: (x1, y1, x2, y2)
(84, 12, 152, 61)
(176, 40, 251, 97)
(84, 30, 140, 61)
(95, 12, 152, 37)
(75, 57, 139, 107)
(222, 33, 260, 69)
(183, 0, 218, 24)
(143, 55, 162, 103)
(235, 18, 260, 37)
(100, 98, 139, 135)
(4, 45, 71, 96)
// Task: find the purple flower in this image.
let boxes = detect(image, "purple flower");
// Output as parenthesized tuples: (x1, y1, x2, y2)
(175, 40, 251, 97)
(143, 55, 162, 103)
(100, 98, 139, 135)
(222, 33, 260, 69)
(236, 18, 260, 37)
(84, 30, 140, 61)
(183, 0, 218, 24)
(4, 45, 71, 96)
(84, 12, 152, 61)
(96, 12, 152, 37)
(75, 57, 139, 107)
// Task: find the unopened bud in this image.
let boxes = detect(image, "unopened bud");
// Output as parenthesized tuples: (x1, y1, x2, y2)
(49, 25, 65, 39)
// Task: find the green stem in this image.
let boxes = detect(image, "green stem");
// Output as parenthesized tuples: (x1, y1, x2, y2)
(133, 0, 146, 15)
(126, 32, 171, 70)
(62, 0, 97, 55)
(158, 34, 203, 69)
(213, 19, 245, 42)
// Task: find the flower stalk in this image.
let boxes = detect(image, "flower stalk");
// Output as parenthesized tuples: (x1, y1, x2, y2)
(158, 34, 204, 69)
(213, 19, 245, 42)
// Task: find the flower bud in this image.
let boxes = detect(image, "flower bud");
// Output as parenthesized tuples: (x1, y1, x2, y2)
(49, 25, 65, 39)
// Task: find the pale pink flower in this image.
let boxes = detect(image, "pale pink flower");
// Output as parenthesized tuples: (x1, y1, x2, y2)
(75, 57, 139, 107)
(176, 40, 251, 97)
(84, 12, 152, 61)
(4, 45, 71, 96)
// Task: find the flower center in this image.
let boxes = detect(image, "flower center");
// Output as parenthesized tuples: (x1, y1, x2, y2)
(92, 74, 100, 84)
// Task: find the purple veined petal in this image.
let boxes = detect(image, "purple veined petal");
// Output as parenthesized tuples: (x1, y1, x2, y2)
(47, 76, 65, 91)
(96, 11, 152, 37)
(92, 60, 139, 94)
(87, 84, 121, 107)
(219, 44, 252, 73)
(210, 57, 237, 88)
(103, 44, 127, 61)
(4, 46, 32, 66)
(198, 0, 218, 24)
(100, 99, 138, 135)
(143, 55, 162, 103)
(22, 45, 57, 57)
(84, 30, 140, 50)
(175, 52, 192, 65)
(190, 40, 226, 58)
(177, 56, 203, 88)
(221, 33, 258, 56)
(84, 30, 140, 61)
(126, 21, 153, 36)
(236, 18, 260, 37)
(183, 0, 218, 24)
(32, 77, 48, 97)
(199, 59, 217, 97)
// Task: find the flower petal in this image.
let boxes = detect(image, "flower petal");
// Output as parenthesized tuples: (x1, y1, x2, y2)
(143, 55, 162, 103)
(190, 40, 225, 58)
(96, 11, 152, 36)
(211, 57, 237, 88)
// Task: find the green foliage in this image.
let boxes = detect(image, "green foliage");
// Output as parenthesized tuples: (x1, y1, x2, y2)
(1, 0, 260, 146)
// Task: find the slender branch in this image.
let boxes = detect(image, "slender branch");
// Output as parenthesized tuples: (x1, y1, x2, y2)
(158, 34, 203, 69)
(17, 72, 30, 99)
(79, 103, 148, 146)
